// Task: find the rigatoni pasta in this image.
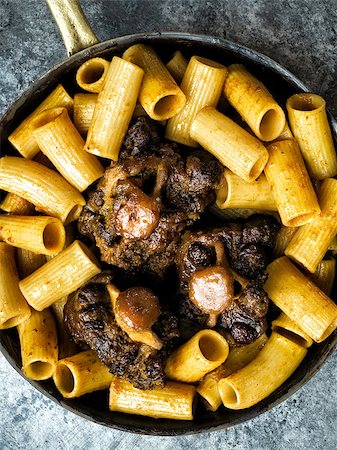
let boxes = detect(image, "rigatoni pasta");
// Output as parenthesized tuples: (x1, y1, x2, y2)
(0, 157, 85, 224)
(165, 50, 188, 83)
(17, 308, 58, 381)
(0, 193, 35, 215)
(165, 56, 227, 146)
(73, 93, 97, 136)
(85, 56, 144, 160)
(265, 139, 320, 226)
(310, 259, 336, 296)
(8, 84, 73, 159)
(19, 240, 101, 311)
(287, 93, 337, 179)
(271, 313, 313, 348)
(76, 57, 110, 93)
(16, 249, 46, 279)
(190, 106, 269, 182)
(273, 226, 298, 258)
(0, 243, 31, 329)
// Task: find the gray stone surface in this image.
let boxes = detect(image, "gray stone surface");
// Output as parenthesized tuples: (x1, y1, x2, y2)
(0, 0, 336, 449)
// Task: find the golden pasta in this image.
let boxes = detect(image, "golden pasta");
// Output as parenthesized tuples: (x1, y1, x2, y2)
(165, 329, 229, 383)
(17, 308, 58, 381)
(218, 332, 307, 410)
(53, 350, 113, 398)
(0, 157, 85, 224)
(0, 193, 35, 215)
(85, 56, 144, 160)
(0, 243, 31, 329)
(31, 107, 104, 191)
(287, 93, 337, 179)
(109, 378, 195, 420)
(273, 226, 298, 258)
(264, 256, 337, 343)
(216, 169, 276, 210)
(165, 56, 227, 147)
(224, 64, 285, 141)
(0, 215, 65, 255)
(310, 259, 336, 296)
(165, 50, 188, 83)
(123, 44, 186, 120)
(8, 84, 73, 159)
(19, 240, 101, 311)
(190, 106, 269, 182)
(265, 139, 320, 226)
(76, 57, 110, 93)
(271, 313, 313, 348)
(73, 93, 97, 136)
(285, 178, 337, 272)
(16, 249, 46, 279)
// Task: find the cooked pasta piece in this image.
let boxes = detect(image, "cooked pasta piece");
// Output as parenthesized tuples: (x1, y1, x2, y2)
(16, 249, 46, 279)
(310, 259, 336, 296)
(190, 106, 268, 182)
(286, 93, 337, 179)
(210, 205, 274, 221)
(51, 297, 78, 358)
(17, 308, 58, 381)
(19, 240, 101, 311)
(73, 93, 97, 136)
(85, 56, 144, 160)
(109, 378, 195, 420)
(165, 329, 229, 383)
(123, 44, 186, 120)
(165, 56, 227, 147)
(33, 151, 55, 169)
(8, 84, 73, 159)
(265, 139, 320, 226)
(197, 333, 268, 411)
(165, 50, 188, 83)
(216, 169, 276, 210)
(264, 256, 337, 342)
(53, 350, 113, 398)
(31, 107, 104, 192)
(285, 178, 337, 272)
(273, 226, 298, 258)
(271, 313, 313, 348)
(218, 332, 307, 409)
(0, 215, 65, 255)
(0, 193, 35, 215)
(76, 57, 110, 93)
(0, 243, 31, 329)
(0, 157, 85, 224)
(328, 235, 337, 252)
(224, 64, 285, 141)
(273, 121, 293, 141)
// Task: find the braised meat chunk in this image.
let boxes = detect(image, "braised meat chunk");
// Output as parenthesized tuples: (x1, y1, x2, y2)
(64, 272, 179, 390)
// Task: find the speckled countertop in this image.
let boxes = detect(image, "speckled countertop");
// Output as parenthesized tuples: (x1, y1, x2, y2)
(0, 1, 336, 449)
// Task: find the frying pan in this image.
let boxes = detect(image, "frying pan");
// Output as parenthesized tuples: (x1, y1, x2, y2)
(0, 0, 336, 436)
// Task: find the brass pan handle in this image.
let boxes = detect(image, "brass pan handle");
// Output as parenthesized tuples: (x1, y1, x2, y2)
(46, 0, 99, 56)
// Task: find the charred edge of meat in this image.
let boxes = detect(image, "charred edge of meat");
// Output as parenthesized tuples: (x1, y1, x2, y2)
(63, 272, 179, 390)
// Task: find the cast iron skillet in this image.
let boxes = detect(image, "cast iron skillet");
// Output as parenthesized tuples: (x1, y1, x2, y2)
(0, 0, 336, 436)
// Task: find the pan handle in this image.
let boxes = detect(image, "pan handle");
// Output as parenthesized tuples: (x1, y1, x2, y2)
(45, 0, 99, 56)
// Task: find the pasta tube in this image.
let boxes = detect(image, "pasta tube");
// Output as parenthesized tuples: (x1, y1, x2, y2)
(51, 297, 78, 358)
(165, 329, 229, 383)
(85, 56, 144, 160)
(286, 93, 337, 179)
(165, 50, 188, 83)
(109, 378, 195, 420)
(0, 215, 65, 255)
(273, 226, 297, 258)
(0, 157, 85, 224)
(328, 235, 337, 252)
(197, 333, 267, 411)
(33, 151, 55, 170)
(123, 44, 186, 120)
(273, 121, 293, 141)
(73, 93, 97, 136)
(216, 169, 276, 210)
(265, 139, 320, 226)
(0, 193, 34, 215)
(218, 332, 307, 410)
(285, 178, 337, 272)
(53, 350, 113, 398)
(224, 64, 285, 141)
(31, 107, 104, 192)
(0, 243, 31, 329)
(272, 313, 313, 348)
(310, 259, 336, 296)
(210, 205, 274, 221)
(16, 249, 46, 279)
(165, 56, 227, 147)
(76, 57, 110, 93)
(19, 240, 101, 311)
(17, 308, 58, 381)
(190, 107, 268, 182)
(264, 256, 337, 342)
(8, 84, 73, 159)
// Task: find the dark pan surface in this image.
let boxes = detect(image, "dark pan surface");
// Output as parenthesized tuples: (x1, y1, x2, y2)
(0, 32, 336, 435)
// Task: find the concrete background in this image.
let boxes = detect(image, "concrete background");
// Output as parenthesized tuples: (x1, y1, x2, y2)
(0, 0, 336, 449)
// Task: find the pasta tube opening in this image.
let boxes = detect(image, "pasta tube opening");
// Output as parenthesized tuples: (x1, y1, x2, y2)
(287, 93, 324, 112)
(43, 221, 65, 253)
(24, 360, 55, 381)
(271, 327, 311, 348)
(1, 314, 29, 329)
(54, 363, 75, 395)
(199, 333, 229, 362)
(31, 107, 64, 128)
(218, 381, 239, 407)
(154, 95, 181, 118)
(260, 108, 285, 142)
(64, 204, 84, 225)
(76, 58, 110, 93)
